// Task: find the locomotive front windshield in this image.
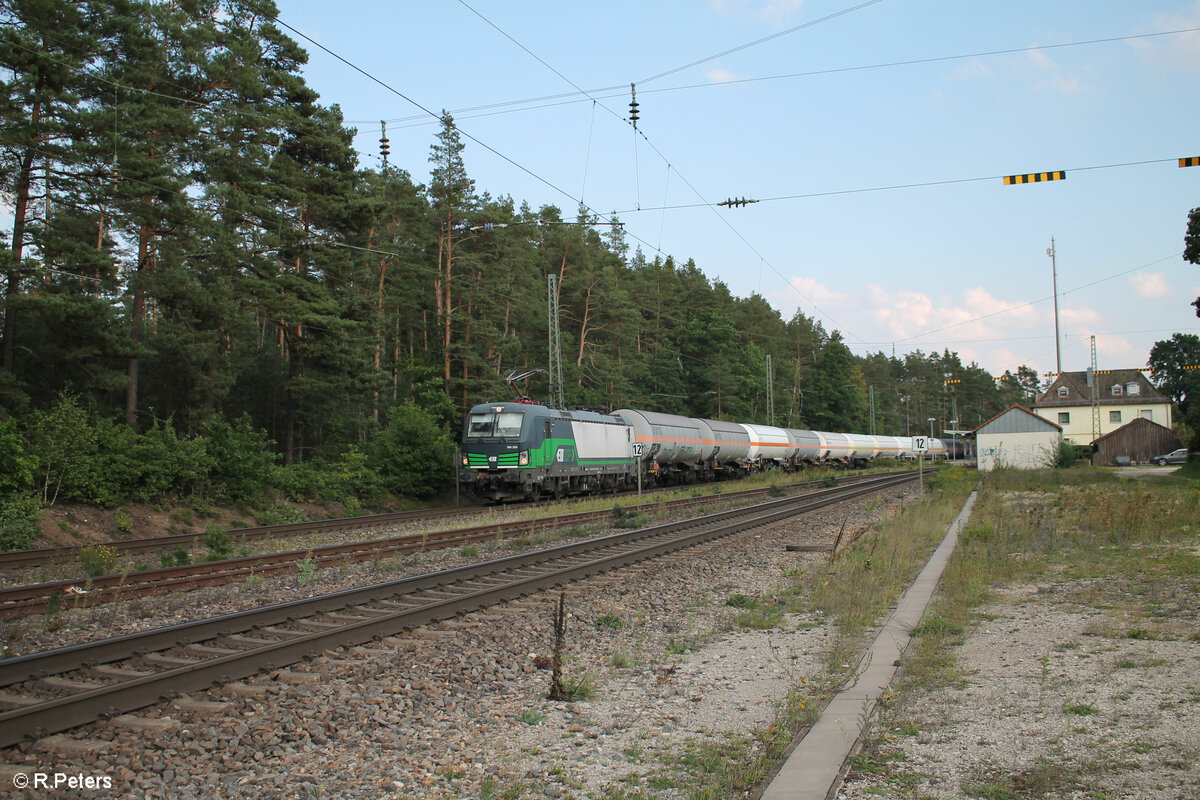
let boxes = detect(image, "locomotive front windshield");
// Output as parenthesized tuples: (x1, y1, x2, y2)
(466, 410, 524, 439)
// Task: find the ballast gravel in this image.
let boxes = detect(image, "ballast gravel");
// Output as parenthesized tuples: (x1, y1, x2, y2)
(0, 488, 914, 799)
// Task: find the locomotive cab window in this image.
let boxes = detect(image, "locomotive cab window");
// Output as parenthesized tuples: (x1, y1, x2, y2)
(467, 411, 524, 438)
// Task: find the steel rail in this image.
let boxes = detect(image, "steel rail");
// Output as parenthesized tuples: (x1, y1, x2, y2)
(0, 471, 906, 618)
(0, 471, 918, 748)
(0, 470, 900, 571)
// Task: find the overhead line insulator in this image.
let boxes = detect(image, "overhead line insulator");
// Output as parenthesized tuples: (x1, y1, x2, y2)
(629, 83, 639, 129)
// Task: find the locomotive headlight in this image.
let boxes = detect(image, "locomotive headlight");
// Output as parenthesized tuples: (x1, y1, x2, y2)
(461, 455, 469, 466)
(519, 451, 530, 466)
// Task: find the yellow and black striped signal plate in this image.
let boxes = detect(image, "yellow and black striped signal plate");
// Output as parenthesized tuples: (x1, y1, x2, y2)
(1180, 157, 1200, 168)
(1003, 171, 1066, 185)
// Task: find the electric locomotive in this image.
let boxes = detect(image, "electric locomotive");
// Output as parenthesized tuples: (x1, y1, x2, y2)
(459, 402, 633, 502)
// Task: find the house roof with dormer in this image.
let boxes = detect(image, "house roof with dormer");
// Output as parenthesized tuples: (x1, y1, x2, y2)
(1033, 369, 1166, 409)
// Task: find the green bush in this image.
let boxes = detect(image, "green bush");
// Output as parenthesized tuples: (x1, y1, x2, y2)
(1053, 441, 1078, 468)
(375, 403, 455, 499)
(254, 503, 307, 526)
(278, 446, 382, 506)
(199, 415, 276, 503)
(79, 543, 117, 577)
(114, 508, 134, 534)
(203, 525, 233, 560)
(0, 416, 33, 495)
(161, 547, 191, 567)
(0, 494, 41, 551)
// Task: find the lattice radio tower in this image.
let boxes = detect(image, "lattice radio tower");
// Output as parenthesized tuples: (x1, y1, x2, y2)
(547, 274, 566, 409)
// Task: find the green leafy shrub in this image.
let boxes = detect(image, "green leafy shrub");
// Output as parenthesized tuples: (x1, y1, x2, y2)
(0, 494, 41, 551)
(255, 503, 306, 526)
(594, 613, 625, 629)
(79, 544, 117, 577)
(375, 403, 455, 499)
(1053, 441, 1078, 468)
(0, 416, 33, 495)
(199, 415, 276, 503)
(160, 547, 190, 568)
(113, 508, 134, 534)
(202, 526, 233, 561)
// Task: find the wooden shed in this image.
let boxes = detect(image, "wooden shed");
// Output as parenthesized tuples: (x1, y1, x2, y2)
(1092, 417, 1181, 466)
(974, 404, 1062, 472)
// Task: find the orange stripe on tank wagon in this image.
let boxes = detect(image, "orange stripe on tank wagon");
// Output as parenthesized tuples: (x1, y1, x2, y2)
(635, 436, 715, 445)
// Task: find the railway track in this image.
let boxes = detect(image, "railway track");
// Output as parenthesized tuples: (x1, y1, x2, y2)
(0, 504, 481, 571)
(0, 469, 919, 749)
(0, 471, 906, 619)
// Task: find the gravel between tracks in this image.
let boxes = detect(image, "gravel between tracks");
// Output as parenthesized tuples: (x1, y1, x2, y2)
(0, 487, 916, 799)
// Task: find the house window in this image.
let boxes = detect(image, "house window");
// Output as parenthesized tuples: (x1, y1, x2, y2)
(1126, 382, 1140, 396)
(1109, 410, 1121, 424)
(1110, 384, 1122, 396)
(1057, 386, 1068, 398)
(1140, 409, 1153, 421)
(1058, 412, 1070, 425)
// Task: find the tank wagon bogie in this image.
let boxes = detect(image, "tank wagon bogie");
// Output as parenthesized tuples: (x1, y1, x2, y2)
(460, 401, 921, 502)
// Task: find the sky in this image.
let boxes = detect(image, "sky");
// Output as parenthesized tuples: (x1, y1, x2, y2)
(248, 2, 1198, 377)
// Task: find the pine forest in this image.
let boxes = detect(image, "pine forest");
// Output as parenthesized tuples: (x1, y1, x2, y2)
(1, 0, 1050, 545)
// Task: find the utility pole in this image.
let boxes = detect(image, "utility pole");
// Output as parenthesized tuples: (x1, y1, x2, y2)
(1048, 237, 1062, 375)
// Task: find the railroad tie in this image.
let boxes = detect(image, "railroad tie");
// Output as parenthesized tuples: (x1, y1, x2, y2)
(173, 697, 234, 714)
(109, 714, 180, 733)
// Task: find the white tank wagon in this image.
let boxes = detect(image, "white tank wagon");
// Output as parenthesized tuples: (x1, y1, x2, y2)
(843, 433, 879, 464)
(785, 428, 825, 463)
(872, 435, 916, 460)
(817, 431, 853, 462)
(741, 423, 797, 464)
(701, 418, 752, 470)
(613, 409, 710, 479)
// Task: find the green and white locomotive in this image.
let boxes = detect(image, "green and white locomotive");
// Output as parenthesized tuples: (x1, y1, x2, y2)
(459, 402, 634, 502)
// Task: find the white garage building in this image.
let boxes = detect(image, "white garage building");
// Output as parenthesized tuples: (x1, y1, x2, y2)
(974, 404, 1063, 472)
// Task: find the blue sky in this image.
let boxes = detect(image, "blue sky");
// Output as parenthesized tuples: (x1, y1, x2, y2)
(279, 0, 1200, 379)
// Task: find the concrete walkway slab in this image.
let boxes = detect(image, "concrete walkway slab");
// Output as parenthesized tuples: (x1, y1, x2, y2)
(761, 491, 978, 800)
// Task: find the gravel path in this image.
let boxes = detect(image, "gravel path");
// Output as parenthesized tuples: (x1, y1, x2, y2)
(837, 582, 1200, 800)
(0, 487, 915, 799)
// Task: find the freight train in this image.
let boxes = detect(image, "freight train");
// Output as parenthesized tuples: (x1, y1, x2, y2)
(459, 401, 946, 502)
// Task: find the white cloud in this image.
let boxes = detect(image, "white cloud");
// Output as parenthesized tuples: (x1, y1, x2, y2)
(1129, 271, 1170, 298)
(952, 59, 993, 80)
(786, 276, 845, 306)
(1133, 1, 1200, 72)
(758, 0, 805, 27)
(1027, 49, 1085, 94)
(705, 66, 739, 84)
(710, 0, 804, 27)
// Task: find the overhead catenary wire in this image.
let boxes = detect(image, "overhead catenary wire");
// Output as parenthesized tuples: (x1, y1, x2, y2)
(636, 0, 886, 85)
(347, 27, 1200, 131)
(449, 0, 865, 342)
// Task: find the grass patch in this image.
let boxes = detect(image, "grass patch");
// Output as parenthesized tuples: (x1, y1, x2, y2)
(515, 709, 546, 725)
(1062, 701, 1099, 716)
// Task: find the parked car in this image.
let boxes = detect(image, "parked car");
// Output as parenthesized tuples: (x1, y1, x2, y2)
(1150, 448, 1190, 466)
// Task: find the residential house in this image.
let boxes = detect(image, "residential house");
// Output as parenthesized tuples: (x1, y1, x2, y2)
(1032, 370, 1172, 447)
